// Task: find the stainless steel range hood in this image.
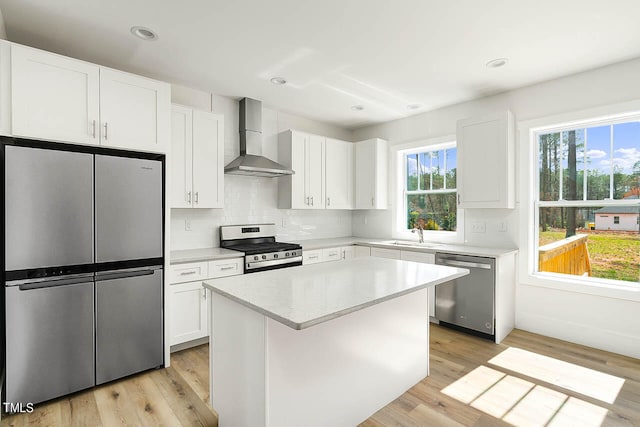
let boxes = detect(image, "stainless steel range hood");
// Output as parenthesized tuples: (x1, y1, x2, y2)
(224, 98, 294, 177)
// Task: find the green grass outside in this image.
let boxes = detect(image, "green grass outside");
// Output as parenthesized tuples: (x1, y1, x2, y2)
(539, 230, 640, 283)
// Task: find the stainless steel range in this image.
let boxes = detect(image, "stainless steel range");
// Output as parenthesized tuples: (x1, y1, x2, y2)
(220, 224, 302, 273)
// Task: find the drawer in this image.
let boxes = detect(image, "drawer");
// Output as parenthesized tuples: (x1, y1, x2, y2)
(208, 258, 243, 278)
(303, 249, 323, 265)
(401, 250, 435, 264)
(170, 262, 208, 284)
(322, 247, 341, 262)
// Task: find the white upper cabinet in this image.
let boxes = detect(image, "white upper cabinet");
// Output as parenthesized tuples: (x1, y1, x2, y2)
(279, 130, 326, 209)
(354, 138, 388, 209)
(0, 40, 12, 136)
(306, 134, 325, 208)
(9, 43, 170, 153)
(11, 45, 100, 145)
(325, 137, 354, 209)
(456, 111, 515, 209)
(99, 68, 170, 153)
(170, 104, 224, 209)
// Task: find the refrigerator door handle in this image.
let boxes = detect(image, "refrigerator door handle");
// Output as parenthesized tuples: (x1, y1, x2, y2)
(95, 268, 158, 282)
(16, 276, 95, 291)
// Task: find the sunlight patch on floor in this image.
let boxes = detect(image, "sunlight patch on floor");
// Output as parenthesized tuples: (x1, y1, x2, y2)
(441, 365, 610, 427)
(488, 347, 625, 404)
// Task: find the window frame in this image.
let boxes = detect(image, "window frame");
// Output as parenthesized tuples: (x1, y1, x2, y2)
(519, 100, 640, 301)
(392, 135, 464, 243)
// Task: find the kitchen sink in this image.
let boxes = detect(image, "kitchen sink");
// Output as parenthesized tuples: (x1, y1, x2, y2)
(379, 240, 442, 249)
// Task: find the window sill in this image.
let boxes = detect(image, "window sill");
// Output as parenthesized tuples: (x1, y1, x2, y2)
(521, 272, 640, 302)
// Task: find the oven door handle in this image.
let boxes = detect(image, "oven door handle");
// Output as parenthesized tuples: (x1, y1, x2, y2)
(246, 256, 303, 270)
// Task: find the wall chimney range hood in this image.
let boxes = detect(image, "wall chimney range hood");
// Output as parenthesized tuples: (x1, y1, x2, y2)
(224, 98, 294, 177)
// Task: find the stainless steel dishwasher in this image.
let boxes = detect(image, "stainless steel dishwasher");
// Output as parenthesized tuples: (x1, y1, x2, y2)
(435, 253, 495, 339)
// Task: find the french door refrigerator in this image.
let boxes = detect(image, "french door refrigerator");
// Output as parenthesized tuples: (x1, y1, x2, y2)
(2, 138, 164, 406)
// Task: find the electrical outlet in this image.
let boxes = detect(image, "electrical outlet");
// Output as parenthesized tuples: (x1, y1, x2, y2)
(185, 219, 192, 231)
(470, 221, 486, 233)
(498, 221, 508, 232)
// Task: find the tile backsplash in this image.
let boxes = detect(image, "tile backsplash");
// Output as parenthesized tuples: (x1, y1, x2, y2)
(170, 175, 352, 250)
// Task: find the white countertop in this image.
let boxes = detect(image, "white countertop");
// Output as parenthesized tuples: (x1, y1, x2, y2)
(203, 257, 468, 330)
(170, 247, 244, 264)
(292, 236, 517, 257)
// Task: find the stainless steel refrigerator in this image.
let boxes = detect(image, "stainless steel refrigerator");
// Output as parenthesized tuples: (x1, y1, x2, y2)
(2, 139, 164, 405)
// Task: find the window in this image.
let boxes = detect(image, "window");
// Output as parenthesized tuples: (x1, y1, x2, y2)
(403, 143, 457, 232)
(535, 117, 639, 286)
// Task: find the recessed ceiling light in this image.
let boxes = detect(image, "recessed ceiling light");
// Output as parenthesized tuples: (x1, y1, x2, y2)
(351, 105, 364, 111)
(486, 58, 508, 68)
(130, 26, 159, 41)
(270, 77, 287, 85)
(407, 103, 422, 110)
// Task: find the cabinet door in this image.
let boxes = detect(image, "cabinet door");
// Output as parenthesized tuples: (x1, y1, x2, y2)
(0, 40, 11, 136)
(170, 281, 208, 346)
(457, 111, 514, 208)
(290, 131, 309, 209)
(306, 134, 325, 209)
(99, 68, 170, 153)
(171, 105, 193, 208)
(325, 138, 353, 209)
(341, 246, 355, 260)
(401, 250, 436, 316)
(11, 45, 99, 144)
(355, 139, 375, 209)
(192, 111, 224, 208)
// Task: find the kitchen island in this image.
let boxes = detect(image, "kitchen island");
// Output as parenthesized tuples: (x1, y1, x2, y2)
(203, 257, 468, 427)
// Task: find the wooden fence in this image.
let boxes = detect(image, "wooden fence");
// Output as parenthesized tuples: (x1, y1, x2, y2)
(539, 234, 592, 276)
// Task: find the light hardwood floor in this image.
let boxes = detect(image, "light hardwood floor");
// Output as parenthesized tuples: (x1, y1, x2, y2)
(2, 325, 639, 426)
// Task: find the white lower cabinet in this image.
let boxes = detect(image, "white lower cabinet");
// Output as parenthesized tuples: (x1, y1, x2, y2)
(370, 247, 401, 259)
(170, 281, 208, 346)
(354, 246, 371, 258)
(169, 258, 243, 348)
(303, 245, 358, 265)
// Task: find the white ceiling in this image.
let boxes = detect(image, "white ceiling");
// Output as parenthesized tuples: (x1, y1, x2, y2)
(1, 0, 639, 129)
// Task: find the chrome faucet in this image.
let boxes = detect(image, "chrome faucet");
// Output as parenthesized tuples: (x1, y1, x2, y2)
(411, 227, 424, 243)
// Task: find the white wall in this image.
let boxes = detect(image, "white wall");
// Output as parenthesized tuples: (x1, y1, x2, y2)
(170, 85, 354, 250)
(352, 57, 640, 358)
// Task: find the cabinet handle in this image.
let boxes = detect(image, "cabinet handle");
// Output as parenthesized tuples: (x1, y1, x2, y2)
(187, 191, 192, 204)
(308, 255, 319, 259)
(371, 197, 375, 207)
(180, 271, 196, 276)
(457, 194, 461, 205)
(202, 288, 207, 299)
(195, 192, 199, 204)
(220, 266, 235, 271)
(327, 197, 331, 206)
(306, 196, 309, 205)
(103, 122, 108, 140)
(92, 120, 96, 138)
(342, 250, 345, 260)
(311, 196, 314, 206)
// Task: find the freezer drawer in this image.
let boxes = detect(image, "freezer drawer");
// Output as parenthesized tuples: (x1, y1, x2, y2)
(95, 155, 163, 263)
(5, 145, 94, 271)
(96, 268, 163, 384)
(5, 280, 95, 405)
(435, 253, 495, 336)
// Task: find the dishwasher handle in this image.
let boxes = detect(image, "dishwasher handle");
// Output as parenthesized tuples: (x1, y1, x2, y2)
(437, 259, 492, 270)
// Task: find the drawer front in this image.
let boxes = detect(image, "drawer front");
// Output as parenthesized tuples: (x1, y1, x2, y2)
(370, 247, 401, 260)
(321, 247, 341, 262)
(170, 262, 208, 284)
(208, 258, 243, 278)
(303, 249, 323, 265)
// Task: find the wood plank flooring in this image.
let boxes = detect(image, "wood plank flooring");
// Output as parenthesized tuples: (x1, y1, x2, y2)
(2, 325, 638, 426)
